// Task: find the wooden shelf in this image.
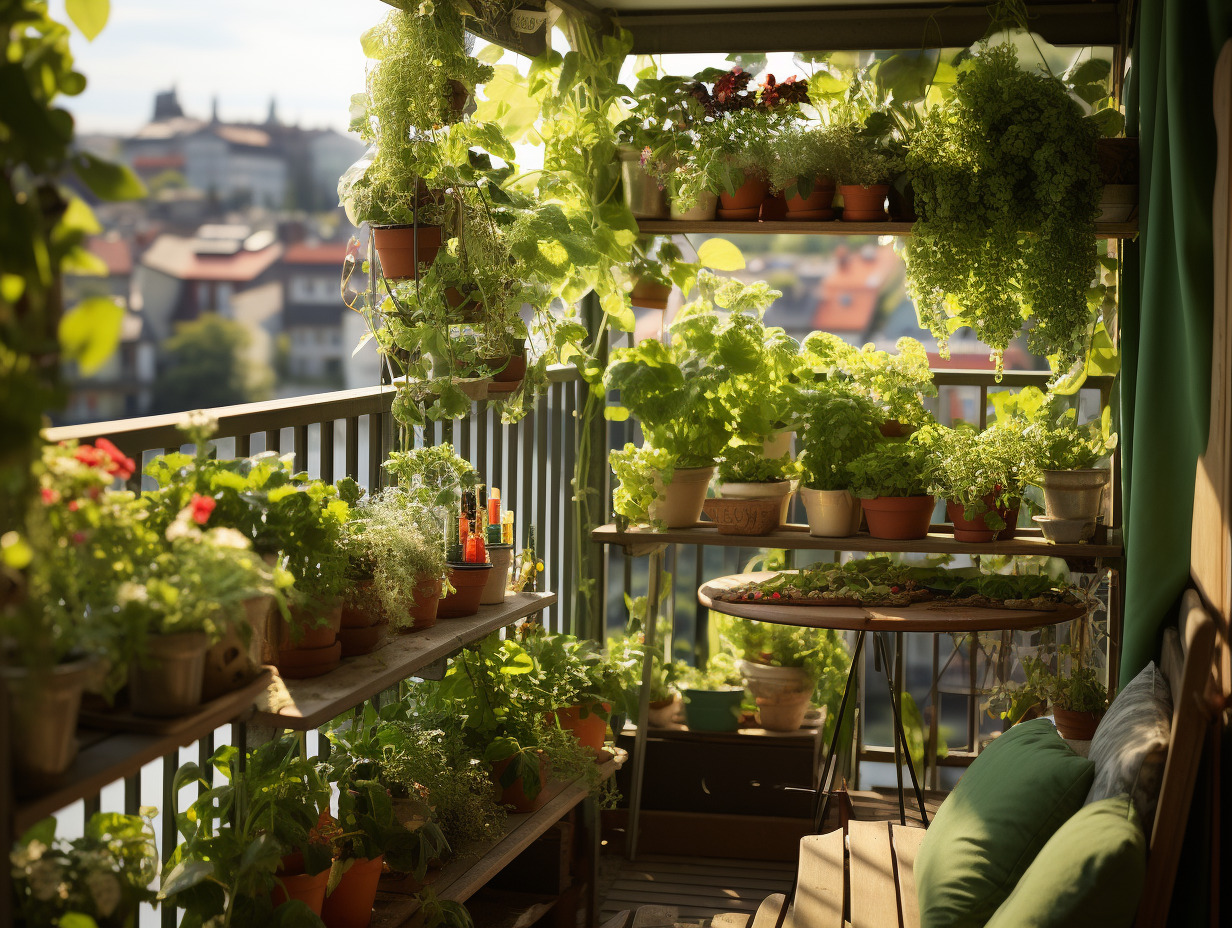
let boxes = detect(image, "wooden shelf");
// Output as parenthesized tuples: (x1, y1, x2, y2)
(13, 671, 272, 834)
(592, 522, 1123, 561)
(371, 751, 626, 928)
(254, 593, 556, 731)
(634, 218, 1138, 238)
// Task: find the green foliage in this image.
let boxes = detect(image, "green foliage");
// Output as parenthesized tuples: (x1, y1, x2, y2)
(830, 122, 903, 186)
(796, 386, 884, 490)
(605, 581, 678, 720)
(609, 443, 675, 528)
(717, 615, 851, 714)
(152, 314, 268, 414)
(161, 739, 332, 928)
(515, 621, 614, 714)
(802, 333, 937, 427)
(717, 448, 794, 485)
(846, 441, 932, 499)
(382, 443, 479, 516)
(904, 43, 1102, 374)
(767, 122, 843, 196)
(675, 653, 744, 691)
(917, 422, 1040, 523)
(988, 644, 1108, 719)
(12, 808, 159, 928)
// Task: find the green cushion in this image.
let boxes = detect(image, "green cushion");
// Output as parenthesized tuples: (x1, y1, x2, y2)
(984, 796, 1146, 928)
(916, 718, 1096, 928)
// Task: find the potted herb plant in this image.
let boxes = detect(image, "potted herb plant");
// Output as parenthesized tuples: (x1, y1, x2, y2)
(11, 809, 160, 928)
(628, 235, 685, 310)
(1032, 405, 1117, 537)
(920, 422, 1038, 543)
(707, 446, 795, 533)
(618, 70, 702, 218)
(846, 441, 936, 540)
(676, 653, 746, 733)
(990, 644, 1109, 741)
(796, 387, 884, 537)
(516, 622, 613, 755)
(803, 333, 938, 435)
(831, 123, 900, 221)
(605, 596, 681, 730)
(768, 122, 840, 219)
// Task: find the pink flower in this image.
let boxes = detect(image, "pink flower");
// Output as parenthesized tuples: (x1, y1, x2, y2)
(41, 487, 59, 505)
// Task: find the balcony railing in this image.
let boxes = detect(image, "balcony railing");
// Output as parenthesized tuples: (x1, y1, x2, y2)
(29, 363, 1120, 923)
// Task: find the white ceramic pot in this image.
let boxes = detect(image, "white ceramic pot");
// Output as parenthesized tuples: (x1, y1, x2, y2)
(1040, 468, 1110, 523)
(762, 431, 794, 460)
(669, 190, 718, 221)
(739, 661, 813, 731)
(649, 466, 715, 528)
(715, 479, 793, 525)
(799, 487, 862, 537)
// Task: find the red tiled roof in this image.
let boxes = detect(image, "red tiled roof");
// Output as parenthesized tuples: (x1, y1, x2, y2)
(131, 154, 185, 172)
(283, 242, 350, 265)
(926, 346, 1033, 371)
(811, 244, 904, 334)
(141, 235, 283, 282)
(88, 236, 132, 276)
(813, 291, 877, 333)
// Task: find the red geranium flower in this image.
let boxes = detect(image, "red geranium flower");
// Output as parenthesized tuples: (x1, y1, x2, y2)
(190, 494, 216, 525)
(41, 487, 59, 505)
(95, 438, 136, 481)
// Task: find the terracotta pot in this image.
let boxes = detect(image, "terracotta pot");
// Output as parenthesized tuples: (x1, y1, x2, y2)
(272, 855, 329, 916)
(277, 641, 342, 679)
(646, 695, 680, 727)
(1053, 708, 1103, 741)
(838, 184, 889, 222)
(2, 656, 98, 786)
(800, 487, 862, 538)
(648, 465, 715, 528)
(202, 598, 269, 701)
(490, 350, 527, 386)
(338, 620, 387, 658)
(341, 581, 383, 629)
(670, 189, 718, 221)
(372, 224, 443, 280)
(784, 177, 836, 220)
(760, 191, 788, 221)
(491, 753, 549, 813)
(755, 689, 812, 732)
(481, 545, 514, 605)
(322, 855, 385, 928)
(861, 495, 935, 540)
(439, 563, 492, 618)
(702, 497, 780, 536)
(879, 419, 916, 438)
(282, 605, 343, 651)
(129, 632, 210, 718)
(403, 575, 442, 631)
(631, 277, 673, 310)
(946, 497, 1022, 543)
(717, 176, 770, 220)
(552, 701, 610, 754)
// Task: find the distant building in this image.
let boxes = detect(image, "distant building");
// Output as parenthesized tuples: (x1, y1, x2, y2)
(279, 242, 350, 385)
(123, 89, 364, 212)
(811, 244, 904, 343)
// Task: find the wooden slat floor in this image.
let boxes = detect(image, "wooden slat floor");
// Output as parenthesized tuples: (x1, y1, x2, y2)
(598, 855, 795, 924)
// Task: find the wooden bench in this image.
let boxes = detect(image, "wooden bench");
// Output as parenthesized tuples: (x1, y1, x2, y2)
(717, 588, 1218, 928)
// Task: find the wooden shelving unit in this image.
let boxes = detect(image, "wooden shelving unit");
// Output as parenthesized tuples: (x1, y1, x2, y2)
(634, 218, 1139, 238)
(592, 522, 1123, 562)
(371, 751, 625, 928)
(254, 592, 556, 730)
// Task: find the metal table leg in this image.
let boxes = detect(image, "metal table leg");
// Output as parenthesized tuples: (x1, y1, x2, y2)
(875, 632, 929, 826)
(811, 630, 866, 834)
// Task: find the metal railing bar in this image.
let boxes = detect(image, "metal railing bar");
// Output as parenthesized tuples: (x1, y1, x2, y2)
(124, 774, 140, 817)
(294, 424, 309, 474)
(345, 416, 360, 480)
(535, 391, 549, 629)
(320, 421, 336, 484)
(562, 380, 577, 635)
(265, 429, 280, 456)
(367, 412, 383, 492)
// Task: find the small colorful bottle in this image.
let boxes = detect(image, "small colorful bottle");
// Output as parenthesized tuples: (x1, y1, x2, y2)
(502, 510, 514, 546)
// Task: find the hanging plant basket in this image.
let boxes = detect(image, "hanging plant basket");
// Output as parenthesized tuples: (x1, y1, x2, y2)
(373, 224, 443, 280)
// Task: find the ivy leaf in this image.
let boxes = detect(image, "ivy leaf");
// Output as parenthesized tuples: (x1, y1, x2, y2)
(477, 43, 503, 64)
(59, 297, 123, 375)
(73, 152, 147, 201)
(66, 0, 109, 41)
(696, 238, 745, 271)
(1070, 58, 1111, 86)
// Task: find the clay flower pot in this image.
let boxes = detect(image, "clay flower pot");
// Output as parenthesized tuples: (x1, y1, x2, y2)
(321, 855, 385, 928)
(1053, 708, 1103, 741)
(202, 597, 270, 701)
(2, 656, 99, 786)
(879, 419, 916, 438)
(648, 465, 715, 528)
(485, 349, 528, 395)
(129, 631, 210, 718)
(800, 487, 861, 538)
(838, 184, 890, 221)
(439, 563, 493, 619)
(946, 497, 1022, 543)
(272, 853, 329, 916)
(491, 753, 550, 812)
(372, 224, 443, 280)
(702, 497, 780, 536)
(784, 177, 837, 220)
(760, 191, 788, 221)
(715, 478, 793, 525)
(404, 575, 442, 631)
(717, 176, 770, 220)
(276, 605, 343, 679)
(861, 495, 935, 540)
(481, 545, 514, 605)
(631, 277, 673, 310)
(552, 701, 611, 755)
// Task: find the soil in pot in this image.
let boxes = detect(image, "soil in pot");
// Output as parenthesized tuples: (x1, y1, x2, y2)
(491, 753, 550, 813)
(717, 177, 770, 220)
(838, 184, 889, 222)
(129, 631, 210, 718)
(1053, 708, 1103, 741)
(631, 277, 673, 310)
(552, 702, 610, 755)
(272, 855, 329, 916)
(648, 465, 715, 528)
(861, 496, 935, 540)
(372, 225, 443, 280)
(2, 656, 98, 785)
(800, 487, 861, 538)
(682, 688, 745, 732)
(403, 575, 443, 631)
(946, 497, 1022, 543)
(784, 177, 836, 220)
(670, 190, 718, 221)
(439, 563, 492, 618)
(322, 855, 385, 928)
(760, 192, 787, 221)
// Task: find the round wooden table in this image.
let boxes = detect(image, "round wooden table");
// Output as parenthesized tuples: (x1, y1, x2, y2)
(700, 571, 1091, 831)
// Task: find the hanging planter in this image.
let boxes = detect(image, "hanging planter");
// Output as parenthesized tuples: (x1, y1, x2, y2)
(129, 632, 211, 718)
(2, 655, 99, 784)
(482, 343, 528, 396)
(372, 224, 443, 280)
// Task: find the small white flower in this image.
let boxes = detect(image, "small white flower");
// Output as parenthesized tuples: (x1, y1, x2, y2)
(116, 581, 149, 607)
(166, 513, 199, 542)
(207, 527, 251, 551)
(86, 870, 123, 917)
(185, 409, 219, 435)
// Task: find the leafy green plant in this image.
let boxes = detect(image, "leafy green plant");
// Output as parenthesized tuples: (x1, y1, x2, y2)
(515, 621, 613, 715)
(383, 443, 479, 516)
(717, 616, 850, 718)
(11, 809, 160, 928)
(991, 388, 1119, 471)
(609, 444, 675, 529)
(796, 386, 884, 490)
(830, 122, 903, 186)
(987, 644, 1108, 721)
(917, 422, 1039, 526)
(675, 652, 744, 691)
(846, 441, 931, 498)
(605, 580, 677, 720)
(904, 43, 1102, 375)
(802, 333, 937, 428)
(160, 739, 332, 928)
(717, 448, 794, 485)
(767, 122, 842, 197)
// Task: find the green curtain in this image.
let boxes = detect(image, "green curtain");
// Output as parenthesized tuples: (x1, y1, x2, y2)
(1120, 0, 1232, 687)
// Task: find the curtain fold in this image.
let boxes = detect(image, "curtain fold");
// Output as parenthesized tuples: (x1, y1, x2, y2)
(1119, 0, 1232, 687)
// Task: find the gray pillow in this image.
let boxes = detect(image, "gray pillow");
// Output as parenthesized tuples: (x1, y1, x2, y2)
(1084, 661, 1171, 832)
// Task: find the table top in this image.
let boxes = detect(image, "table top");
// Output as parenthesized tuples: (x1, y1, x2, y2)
(699, 572, 1088, 633)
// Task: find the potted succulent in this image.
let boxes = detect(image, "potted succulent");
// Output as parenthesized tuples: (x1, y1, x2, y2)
(676, 653, 746, 733)
(707, 447, 795, 533)
(11, 809, 160, 927)
(831, 123, 901, 221)
(846, 441, 936, 540)
(920, 423, 1038, 543)
(719, 616, 850, 732)
(161, 738, 333, 925)
(3, 439, 147, 784)
(1031, 405, 1118, 539)
(796, 387, 883, 537)
(516, 622, 613, 755)
(767, 122, 841, 220)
